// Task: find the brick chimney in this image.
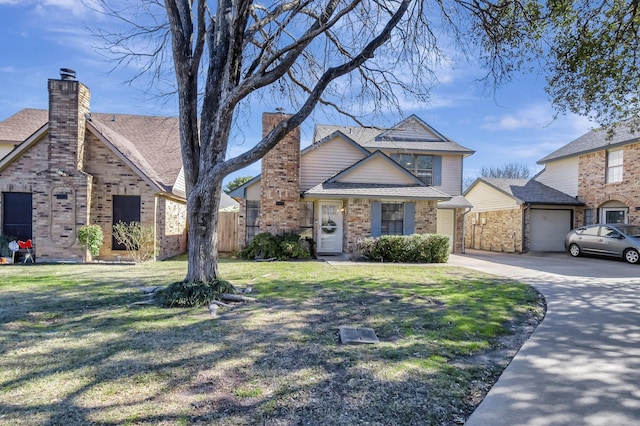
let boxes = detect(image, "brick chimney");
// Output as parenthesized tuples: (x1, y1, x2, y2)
(47, 68, 91, 171)
(259, 112, 301, 234)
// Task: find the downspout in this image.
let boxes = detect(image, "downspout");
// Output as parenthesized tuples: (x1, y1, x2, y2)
(522, 203, 530, 253)
(461, 207, 472, 254)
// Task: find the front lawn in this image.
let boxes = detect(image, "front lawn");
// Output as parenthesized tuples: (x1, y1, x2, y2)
(0, 257, 543, 425)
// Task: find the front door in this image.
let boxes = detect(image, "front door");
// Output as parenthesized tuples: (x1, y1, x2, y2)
(317, 201, 343, 254)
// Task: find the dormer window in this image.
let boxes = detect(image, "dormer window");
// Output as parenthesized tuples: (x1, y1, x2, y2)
(397, 154, 433, 185)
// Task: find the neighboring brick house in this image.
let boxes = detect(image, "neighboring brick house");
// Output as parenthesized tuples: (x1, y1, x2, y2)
(464, 121, 640, 253)
(230, 113, 475, 256)
(0, 69, 188, 262)
(536, 123, 640, 227)
(464, 178, 583, 252)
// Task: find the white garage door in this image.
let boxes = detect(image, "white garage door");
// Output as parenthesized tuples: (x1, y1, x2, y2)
(437, 209, 455, 253)
(530, 209, 571, 251)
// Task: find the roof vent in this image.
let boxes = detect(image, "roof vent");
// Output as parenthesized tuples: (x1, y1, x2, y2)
(60, 68, 76, 81)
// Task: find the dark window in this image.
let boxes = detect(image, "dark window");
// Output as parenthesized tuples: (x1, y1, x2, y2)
(112, 195, 141, 250)
(584, 209, 594, 226)
(299, 201, 314, 239)
(398, 154, 433, 185)
(2, 192, 32, 240)
(246, 200, 260, 243)
(381, 203, 403, 235)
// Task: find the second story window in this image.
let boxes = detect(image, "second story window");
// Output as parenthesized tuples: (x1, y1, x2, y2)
(607, 150, 623, 183)
(398, 154, 433, 185)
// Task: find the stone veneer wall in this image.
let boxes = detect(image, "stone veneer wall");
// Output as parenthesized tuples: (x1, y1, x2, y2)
(259, 113, 301, 234)
(0, 78, 93, 261)
(465, 208, 523, 253)
(156, 196, 188, 259)
(84, 131, 157, 260)
(578, 145, 640, 224)
(343, 199, 439, 255)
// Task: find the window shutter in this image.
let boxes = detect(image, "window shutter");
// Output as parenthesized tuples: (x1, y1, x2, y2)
(403, 202, 415, 235)
(371, 202, 382, 237)
(432, 155, 442, 186)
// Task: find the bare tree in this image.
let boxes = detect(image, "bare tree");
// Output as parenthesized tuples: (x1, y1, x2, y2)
(479, 163, 530, 179)
(95, 0, 640, 286)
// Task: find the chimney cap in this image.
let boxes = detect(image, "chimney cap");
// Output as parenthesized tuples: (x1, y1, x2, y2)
(60, 68, 76, 81)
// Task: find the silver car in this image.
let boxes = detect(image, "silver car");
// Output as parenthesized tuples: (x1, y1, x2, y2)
(565, 224, 640, 264)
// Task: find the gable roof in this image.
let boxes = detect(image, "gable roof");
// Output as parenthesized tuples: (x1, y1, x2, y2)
(314, 114, 475, 155)
(0, 108, 183, 196)
(538, 122, 640, 163)
(470, 178, 583, 206)
(301, 130, 370, 156)
(0, 108, 48, 144)
(305, 151, 452, 200)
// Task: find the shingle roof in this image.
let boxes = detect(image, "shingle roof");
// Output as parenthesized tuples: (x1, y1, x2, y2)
(0, 108, 182, 195)
(480, 178, 583, 205)
(538, 122, 640, 163)
(314, 115, 474, 155)
(304, 182, 452, 200)
(0, 108, 48, 143)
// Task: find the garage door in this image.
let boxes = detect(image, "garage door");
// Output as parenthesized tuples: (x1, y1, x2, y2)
(437, 209, 455, 253)
(530, 209, 571, 251)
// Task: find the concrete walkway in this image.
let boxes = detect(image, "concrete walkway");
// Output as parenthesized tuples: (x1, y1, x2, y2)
(449, 251, 640, 426)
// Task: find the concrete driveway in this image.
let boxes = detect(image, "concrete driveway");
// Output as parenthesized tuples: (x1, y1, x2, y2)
(447, 251, 640, 426)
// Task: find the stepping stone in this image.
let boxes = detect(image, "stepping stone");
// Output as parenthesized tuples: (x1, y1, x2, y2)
(339, 326, 379, 344)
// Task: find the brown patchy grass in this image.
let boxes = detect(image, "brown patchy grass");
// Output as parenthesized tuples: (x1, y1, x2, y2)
(0, 257, 544, 425)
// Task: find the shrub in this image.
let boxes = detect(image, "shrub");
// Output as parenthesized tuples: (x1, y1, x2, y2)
(357, 234, 450, 263)
(77, 225, 104, 259)
(240, 232, 312, 260)
(159, 280, 237, 307)
(112, 221, 156, 263)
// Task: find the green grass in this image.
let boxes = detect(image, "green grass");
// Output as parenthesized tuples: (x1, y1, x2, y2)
(0, 256, 543, 425)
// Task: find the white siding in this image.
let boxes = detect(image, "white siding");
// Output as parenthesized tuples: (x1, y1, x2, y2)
(245, 181, 261, 201)
(436, 154, 463, 196)
(336, 156, 417, 184)
(300, 137, 367, 190)
(536, 157, 579, 197)
(466, 181, 519, 211)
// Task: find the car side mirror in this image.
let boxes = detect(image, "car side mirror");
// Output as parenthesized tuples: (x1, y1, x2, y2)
(618, 235, 625, 240)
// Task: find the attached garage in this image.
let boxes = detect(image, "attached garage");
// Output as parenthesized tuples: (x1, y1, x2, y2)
(529, 209, 572, 252)
(464, 178, 583, 253)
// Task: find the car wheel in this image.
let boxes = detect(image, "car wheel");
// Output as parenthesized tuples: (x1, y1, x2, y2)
(624, 248, 639, 264)
(568, 243, 581, 257)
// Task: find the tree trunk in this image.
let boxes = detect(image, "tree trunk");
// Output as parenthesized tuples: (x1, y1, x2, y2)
(184, 180, 222, 283)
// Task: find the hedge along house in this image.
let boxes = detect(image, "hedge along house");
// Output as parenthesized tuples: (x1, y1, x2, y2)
(0, 69, 187, 261)
(230, 113, 475, 256)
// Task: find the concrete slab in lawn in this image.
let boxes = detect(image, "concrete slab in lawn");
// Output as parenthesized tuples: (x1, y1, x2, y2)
(339, 326, 379, 344)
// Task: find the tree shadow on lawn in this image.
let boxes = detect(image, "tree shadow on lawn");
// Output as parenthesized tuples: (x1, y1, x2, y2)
(0, 272, 540, 426)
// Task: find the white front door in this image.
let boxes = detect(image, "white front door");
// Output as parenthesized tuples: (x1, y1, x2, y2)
(317, 201, 343, 253)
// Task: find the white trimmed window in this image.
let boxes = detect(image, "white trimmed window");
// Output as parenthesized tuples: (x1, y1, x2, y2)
(607, 150, 623, 183)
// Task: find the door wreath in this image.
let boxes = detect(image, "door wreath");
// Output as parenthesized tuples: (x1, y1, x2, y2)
(322, 219, 337, 234)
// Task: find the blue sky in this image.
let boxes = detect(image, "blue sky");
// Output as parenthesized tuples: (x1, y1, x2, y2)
(0, 1, 594, 185)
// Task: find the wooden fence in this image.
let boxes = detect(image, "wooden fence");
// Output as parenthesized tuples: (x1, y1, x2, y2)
(217, 211, 239, 253)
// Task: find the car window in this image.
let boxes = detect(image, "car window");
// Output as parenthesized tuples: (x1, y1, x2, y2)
(602, 226, 620, 238)
(581, 226, 600, 236)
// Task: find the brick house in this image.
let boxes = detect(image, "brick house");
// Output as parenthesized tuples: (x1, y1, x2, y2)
(0, 69, 188, 262)
(464, 178, 583, 252)
(464, 121, 640, 253)
(230, 113, 475, 256)
(536, 123, 640, 226)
